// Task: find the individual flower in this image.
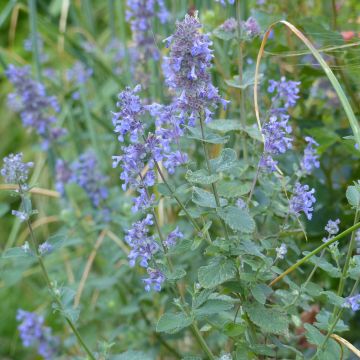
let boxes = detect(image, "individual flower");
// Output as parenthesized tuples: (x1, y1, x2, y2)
(164, 227, 183, 248)
(39, 242, 53, 256)
(242, 17, 261, 38)
(11, 210, 29, 222)
(276, 243, 287, 259)
(70, 151, 108, 207)
(289, 182, 316, 220)
(1, 153, 33, 184)
(16, 309, 59, 360)
(268, 77, 301, 109)
(343, 294, 360, 312)
(236, 198, 247, 209)
(5, 65, 66, 149)
(163, 14, 228, 126)
(300, 136, 319, 174)
(143, 268, 165, 292)
(22, 241, 31, 254)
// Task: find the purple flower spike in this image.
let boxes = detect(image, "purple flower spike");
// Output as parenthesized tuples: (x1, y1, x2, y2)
(289, 182, 316, 220)
(143, 268, 165, 292)
(301, 136, 319, 175)
(343, 294, 360, 312)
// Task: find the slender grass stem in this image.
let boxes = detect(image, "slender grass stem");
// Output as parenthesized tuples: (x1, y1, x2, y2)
(18, 186, 96, 360)
(199, 115, 230, 242)
(28, 0, 41, 81)
(269, 221, 360, 286)
(236, 0, 248, 161)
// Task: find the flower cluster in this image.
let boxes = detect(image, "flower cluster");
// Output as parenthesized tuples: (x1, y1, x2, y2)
(1, 153, 33, 185)
(322, 219, 340, 242)
(301, 136, 319, 174)
(343, 294, 360, 312)
(126, 0, 169, 62)
(289, 182, 316, 220)
(219, 18, 237, 33)
(17, 309, 59, 360)
(55, 152, 108, 207)
(241, 17, 261, 39)
(112, 85, 188, 291)
(260, 77, 300, 172)
(163, 14, 228, 125)
(6, 65, 66, 149)
(215, 0, 235, 5)
(276, 243, 287, 259)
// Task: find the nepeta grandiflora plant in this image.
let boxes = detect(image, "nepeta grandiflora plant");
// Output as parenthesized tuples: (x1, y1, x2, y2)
(3, 1, 360, 359)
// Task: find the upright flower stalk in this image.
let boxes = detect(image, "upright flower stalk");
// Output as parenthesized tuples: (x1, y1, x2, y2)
(1, 153, 96, 360)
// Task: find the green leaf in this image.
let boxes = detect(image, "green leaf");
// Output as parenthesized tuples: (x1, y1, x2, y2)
(349, 255, 360, 279)
(224, 322, 246, 337)
(207, 119, 243, 132)
(47, 234, 66, 251)
(304, 324, 341, 360)
(2, 247, 31, 259)
(217, 206, 255, 233)
(306, 128, 340, 154)
(193, 299, 233, 318)
(315, 309, 348, 333)
(251, 284, 273, 304)
(186, 169, 221, 185)
(209, 149, 238, 172)
(225, 71, 263, 90)
(217, 181, 252, 198)
(192, 187, 227, 208)
(320, 291, 345, 307)
(307, 254, 341, 278)
(156, 312, 192, 334)
(187, 126, 230, 144)
(112, 350, 153, 360)
(198, 257, 237, 288)
(165, 266, 186, 281)
(245, 303, 289, 335)
(213, 27, 237, 41)
(346, 185, 360, 208)
(0, 203, 10, 217)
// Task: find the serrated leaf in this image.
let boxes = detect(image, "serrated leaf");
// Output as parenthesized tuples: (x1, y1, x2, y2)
(217, 206, 255, 233)
(307, 254, 341, 278)
(165, 266, 186, 281)
(315, 309, 348, 333)
(245, 303, 289, 335)
(193, 299, 233, 318)
(198, 258, 237, 288)
(320, 291, 344, 307)
(187, 126, 230, 144)
(47, 234, 66, 251)
(251, 284, 273, 304)
(156, 312, 192, 334)
(186, 169, 220, 185)
(346, 185, 360, 208)
(192, 187, 227, 208)
(217, 181, 252, 198)
(225, 71, 263, 90)
(304, 324, 341, 360)
(209, 149, 237, 172)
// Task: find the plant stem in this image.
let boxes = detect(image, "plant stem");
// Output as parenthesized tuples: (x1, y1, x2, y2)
(28, 0, 41, 81)
(199, 115, 230, 242)
(269, 221, 360, 286)
(332, 209, 360, 315)
(138, 175, 215, 359)
(154, 161, 201, 233)
(317, 277, 360, 355)
(108, 0, 115, 38)
(18, 188, 96, 359)
(191, 323, 216, 360)
(236, 0, 248, 161)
